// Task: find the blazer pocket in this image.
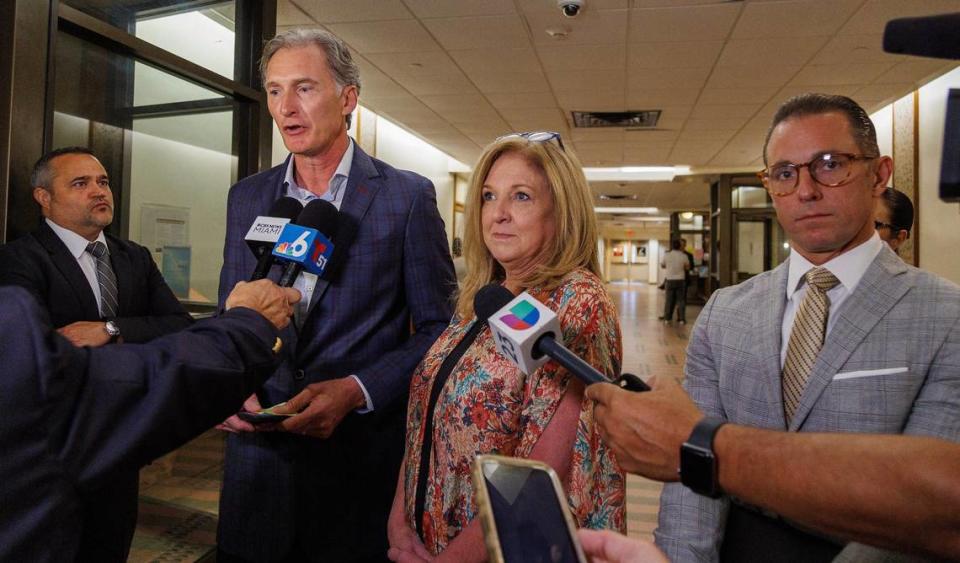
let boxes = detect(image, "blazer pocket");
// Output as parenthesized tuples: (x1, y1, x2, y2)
(833, 367, 908, 381)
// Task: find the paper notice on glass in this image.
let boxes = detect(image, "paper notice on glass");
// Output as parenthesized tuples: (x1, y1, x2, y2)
(141, 205, 190, 254)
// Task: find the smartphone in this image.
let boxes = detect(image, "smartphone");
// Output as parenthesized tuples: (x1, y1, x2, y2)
(236, 402, 294, 424)
(472, 455, 587, 563)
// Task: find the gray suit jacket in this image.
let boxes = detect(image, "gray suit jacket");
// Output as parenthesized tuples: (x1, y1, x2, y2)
(655, 246, 960, 562)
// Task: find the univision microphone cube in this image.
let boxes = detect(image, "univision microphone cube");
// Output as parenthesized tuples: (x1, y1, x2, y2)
(488, 292, 561, 375)
(272, 223, 334, 276)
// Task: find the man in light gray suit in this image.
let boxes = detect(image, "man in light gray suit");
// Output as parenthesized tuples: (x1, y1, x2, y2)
(655, 93, 960, 562)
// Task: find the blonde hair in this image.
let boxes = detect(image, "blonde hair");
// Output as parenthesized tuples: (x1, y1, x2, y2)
(456, 136, 600, 318)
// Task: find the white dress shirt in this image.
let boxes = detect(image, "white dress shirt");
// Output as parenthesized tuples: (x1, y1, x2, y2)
(45, 218, 109, 314)
(780, 232, 883, 367)
(281, 140, 373, 412)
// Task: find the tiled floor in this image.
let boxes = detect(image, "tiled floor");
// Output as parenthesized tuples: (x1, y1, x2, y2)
(127, 281, 701, 561)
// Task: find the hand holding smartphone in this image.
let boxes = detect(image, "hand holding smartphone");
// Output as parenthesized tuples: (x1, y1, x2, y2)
(472, 455, 587, 563)
(236, 402, 295, 424)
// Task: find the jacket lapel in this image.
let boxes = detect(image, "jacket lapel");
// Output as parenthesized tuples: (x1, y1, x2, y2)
(36, 222, 100, 318)
(305, 146, 381, 315)
(789, 247, 909, 430)
(755, 260, 790, 429)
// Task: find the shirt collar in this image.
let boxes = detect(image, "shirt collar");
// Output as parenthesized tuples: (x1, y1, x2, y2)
(283, 138, 354, 203)
(45, 218, 108, 259)
(786, 231, 883, 300)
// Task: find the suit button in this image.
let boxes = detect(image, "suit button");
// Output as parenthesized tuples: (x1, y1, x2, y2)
(294, 369, 305, 381)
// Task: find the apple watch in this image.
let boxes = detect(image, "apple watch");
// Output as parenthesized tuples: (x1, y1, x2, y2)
(104, 320, 121, 342)
(680, 417, 726, 498)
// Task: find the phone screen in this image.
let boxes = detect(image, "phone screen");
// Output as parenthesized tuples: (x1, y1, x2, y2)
(480, 460, 581, 563)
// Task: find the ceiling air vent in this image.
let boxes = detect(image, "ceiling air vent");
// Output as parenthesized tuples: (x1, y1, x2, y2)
(572, 110, 660, 128)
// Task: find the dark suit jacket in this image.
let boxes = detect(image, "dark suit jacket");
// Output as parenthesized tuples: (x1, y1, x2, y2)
(0, 286, 282, 563)
(216, 146, 456, 562)
(0, 220, 193, 342)
(0, 220, 194, 561)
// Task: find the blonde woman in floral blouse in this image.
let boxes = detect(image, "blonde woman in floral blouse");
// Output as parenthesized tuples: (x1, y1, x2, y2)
(387, 132, 625, 563)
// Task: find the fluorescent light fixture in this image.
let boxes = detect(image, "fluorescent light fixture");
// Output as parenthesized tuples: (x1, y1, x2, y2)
(594, 207, 659, 214)
(584, 166, 691, 182)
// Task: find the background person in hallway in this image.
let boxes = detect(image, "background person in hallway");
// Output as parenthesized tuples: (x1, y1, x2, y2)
(387, 133, 625, 563)
(655, 93, 960, 562)
(215, 29, 455, 563)
(586, 377, 960, 561)
(874, 186, 914, 255)
(658, 238, 689, 324)
(0, 146, 193, 562)
(0, 280, 298, 563)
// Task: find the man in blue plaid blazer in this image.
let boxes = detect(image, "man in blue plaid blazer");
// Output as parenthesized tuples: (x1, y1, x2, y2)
(655, 94, 960, 562)
(215, 29, 455, 563)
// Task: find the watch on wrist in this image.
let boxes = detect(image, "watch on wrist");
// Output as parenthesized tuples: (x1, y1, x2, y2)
(104, 320, 121, 341)
(680, 417, 726, 498)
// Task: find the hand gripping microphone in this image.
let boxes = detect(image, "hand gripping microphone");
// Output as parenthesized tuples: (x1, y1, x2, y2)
(272, 199, 339, 287)
(486, 286, 650, 392)
(245, 197, 303, 281)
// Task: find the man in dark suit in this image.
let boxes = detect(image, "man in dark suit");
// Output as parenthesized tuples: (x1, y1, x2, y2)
(0, 280, 299, 563)
(0, 146, 195, 561)
(215, 29, 456, 562)
(0, 146, 192, 345)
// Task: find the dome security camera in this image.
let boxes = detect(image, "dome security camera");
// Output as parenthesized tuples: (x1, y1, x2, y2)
(558, 0, 584, 18)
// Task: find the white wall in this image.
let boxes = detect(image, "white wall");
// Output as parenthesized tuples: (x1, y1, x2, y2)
(917, 66, 960, 284)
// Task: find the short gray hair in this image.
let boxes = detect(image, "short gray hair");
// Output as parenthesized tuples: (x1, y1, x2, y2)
(763, 93, 879, 165)
(259, 29, 361, 128)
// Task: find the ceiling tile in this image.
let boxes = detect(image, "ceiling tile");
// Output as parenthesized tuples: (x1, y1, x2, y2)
(365, 51, 459, 75)
(731, 0, 861, 39)
(486, 91, 559, 109)
(404, 0, 517, 18)
(507, 115, 571, 133)
(525, 9, 629, 45)
(690, 103, 762, 120)
(623, 130, 679, 142)
(555, 90, 625, 110)
(626, 88, 699, 106)
(811, 34, 907, 65)
(629, 67, 710, 91)
(422, 15, 531, 51)
(394, 73, 479, 96)
(326, 20, 440, 53)
(517, 0, 629, 13)
(277, 0, 316, 25)
(840, 0, 960, 36)
(549, 69, 625, 91)
(629, 4, 742, 43)
(570, 128, 626, 142)
(472, 71, 552, 94)
(449, 48, 542, 75)
(707, 65, 801, 90)
(289, 0, 413, 23)
(420, 94, 501, 122)
(853, 83, 915, 105)
(790, 62, 894, 86)
(623, 147, 672, 163)
(537, 43, 626, 71)
(628, 41, 723, 69)
(872, 60, 957, 86)
(718, 37, 827, 68)
(699, 87, 779, 105)
(678, 129, 736, 142)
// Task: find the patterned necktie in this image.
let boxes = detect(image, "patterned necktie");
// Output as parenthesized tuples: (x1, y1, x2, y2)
(782, 267, 840, 424)
(86, 241, 119, 318)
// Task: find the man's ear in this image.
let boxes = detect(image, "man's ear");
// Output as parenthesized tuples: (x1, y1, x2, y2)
(873, 156, 894, 195)
(33, 187, 50, 213)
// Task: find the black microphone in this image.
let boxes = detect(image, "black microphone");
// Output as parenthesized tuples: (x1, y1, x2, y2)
(883, 13, 960, 61)
(485, 285, 650, 392)
(276, 199, 340, 287)
(246, 197, 303, 281)
(474, 283, 515, 323)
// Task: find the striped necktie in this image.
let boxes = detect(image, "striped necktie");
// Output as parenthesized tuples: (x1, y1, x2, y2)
(782, 267, 840, 424)
(86, 241, 119, 318)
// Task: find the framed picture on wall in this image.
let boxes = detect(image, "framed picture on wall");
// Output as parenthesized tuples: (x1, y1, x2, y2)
(633, 243, 648, 264)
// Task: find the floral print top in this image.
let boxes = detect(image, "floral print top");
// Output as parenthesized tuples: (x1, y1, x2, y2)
(402, 268, 626, 555)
